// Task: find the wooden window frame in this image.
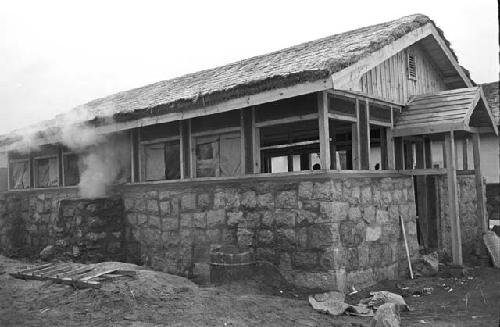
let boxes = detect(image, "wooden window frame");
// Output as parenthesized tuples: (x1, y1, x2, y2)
(8, 157, 30, 190)
(33, 154, 60, 189)
(139, 136, 181, 182)
(61, 151, 80, 187)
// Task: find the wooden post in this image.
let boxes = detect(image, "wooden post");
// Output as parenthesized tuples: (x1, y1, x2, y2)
(380, 127, 388, 170)
(472, 133, 487, 232)
(240, 109, 246, 175)
(416, 139, 428, 248)
(352, 98, 361, 170)
(386, 128, 395, 170)
(317, 91, 331, 170)
(251, 107, 261, 173)
(404, 141, 414, 170)
(358, 100, 370, 170)
(462, 137, 469, 170)
(424, 138, 433, 169)
(445, 131, 463, 265)
(188, 120, 195, 178)
(130, 130, 136, 183)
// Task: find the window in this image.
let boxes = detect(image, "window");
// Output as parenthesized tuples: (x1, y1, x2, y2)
(34, 156, 59, 188)
(63, 153, 80, 186)
(408, 54, 417, 80)
(9, 160, 30, 189)
(142, 140, 180, 181)
(195, 132, 241, 177)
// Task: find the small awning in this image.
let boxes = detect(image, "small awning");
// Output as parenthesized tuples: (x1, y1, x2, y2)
(392, 87, 498, 137)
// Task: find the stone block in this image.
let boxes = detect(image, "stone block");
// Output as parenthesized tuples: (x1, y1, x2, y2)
(308, 224, 334, 249)
(147, 200, 159, 214)
(159, 190, 178, 201)
(360, 186, 372, 203)
(348, 186, 361, 204)
(302, 200, 319, 212)
(222, 228, 237, 244)
(368, 244, 383, 267)
(159, 201, 171, 216)
(206, 229, 221, 243)
(163, 216, 179, 231)
(197, 193, 211, 210)
(274, 210, 296, 227)
(376, 209, 389, 224)
(137, 213, 148, 226)
(320, 202, 348, 221)
(261, 211, 273, 228)
(257, 248, 276, 264)
(193, 212, 207, 228)
(237, 228, 254, 248)
(348, 207, 362, 220)
(256, 193, 274, 209)
(171, 198, 180, 217)
(207, 209, 226, 228)
(214, 191, 240, 209)
(124, 198, 135, 212)
(276, 191, 297, 209)
(398, 204, 410, 220)
(340, 220, 363, 248)
(240, 191, 257, 209)
(381, 191, 392, 204)
(135, 199, 146, 212)
(358, 244, 370, 268)
(393, 189, 403, 204)
(180, 213, 193, 228)
(275, 229, 295, 249)
(313, 181, 332, 200)
(388, 205, 399, 221)
(293, 251, 318, 269)
(258, 229, 273, 245)
(227, 211, 244, 227)
(149, 215, 162, 230)
(181, 194, 197, 211)
(366, 225, 381, 242)
(298, 182, 313, 199)
(296, 227, 308, 249)
(295, 209, 318, 226)
(344, 247, 359, 271)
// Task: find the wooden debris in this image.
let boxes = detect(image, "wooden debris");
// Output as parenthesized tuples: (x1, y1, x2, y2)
(9, 262, 137, 289)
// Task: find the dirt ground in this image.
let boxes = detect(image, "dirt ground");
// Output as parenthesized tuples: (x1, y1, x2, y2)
(0, 255, 499, 327)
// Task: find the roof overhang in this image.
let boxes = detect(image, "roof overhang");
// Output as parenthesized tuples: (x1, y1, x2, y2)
(392, 87, 498, 137)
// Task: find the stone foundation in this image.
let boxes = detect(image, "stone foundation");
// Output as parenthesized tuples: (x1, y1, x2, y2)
(0, 173, 419, 291)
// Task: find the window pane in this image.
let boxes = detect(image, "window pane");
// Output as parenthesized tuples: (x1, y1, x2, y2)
(164, 141, 180, 180)
(196, 138, 217, 177)
(36, 157, 58, 188)
(64, 154, 80, 186)
(10, 161, 29, 189)
(219, 133, 241, 177)
(145, 144, 166, 181)
(271, 156, 288, 173)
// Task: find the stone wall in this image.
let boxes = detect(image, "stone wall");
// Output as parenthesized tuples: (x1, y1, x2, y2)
(120, 174, 418, 291)
(0, 174, 418, 291)
(0, 189, 131, 262)
(438, 174, 483, 262)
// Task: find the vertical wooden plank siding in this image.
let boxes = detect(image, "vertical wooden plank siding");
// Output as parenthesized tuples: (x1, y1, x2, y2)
(242, 109, 254, 174)
(404, 141, 414, 170)
(386, 128, 395, 169)
(445, 131, 463, 265)
(358, 44, 447, 103)
(359, 100, 370, 169)
(462, 137, 469, 170)
(317, 91, 331, 170)
(472, 133, 487, 232)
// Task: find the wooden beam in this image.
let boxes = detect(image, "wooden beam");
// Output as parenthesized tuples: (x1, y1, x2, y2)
(472, 133, 487, 233)
(255, 113, 318, 128)
(352, 98, 360, 170)
(397, 168, 447, 176)
(462, 137, 469, 170)
(317, 91, 331, 170)
(444, 131, 463, 265)
(93, 78, 333, 135)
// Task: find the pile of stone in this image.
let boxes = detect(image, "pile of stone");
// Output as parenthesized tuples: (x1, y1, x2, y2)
(309, 290, 408, 327)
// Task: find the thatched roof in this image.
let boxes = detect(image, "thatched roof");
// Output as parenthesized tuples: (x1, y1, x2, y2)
(1, 13, 462, 146)
(481, 81, 499, 125)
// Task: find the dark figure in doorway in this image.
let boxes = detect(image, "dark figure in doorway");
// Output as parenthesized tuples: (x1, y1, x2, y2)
(313, 163, 321, 170)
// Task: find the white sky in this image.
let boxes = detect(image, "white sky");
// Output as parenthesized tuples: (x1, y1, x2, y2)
(0, 0, 498, 135)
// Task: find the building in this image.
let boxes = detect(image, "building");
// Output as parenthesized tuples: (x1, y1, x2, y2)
(480, 81, 499, 226)
(0, 14, 497, 291)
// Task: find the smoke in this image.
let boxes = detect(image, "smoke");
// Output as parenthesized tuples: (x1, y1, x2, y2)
(3, 103, 131, 198)
(78, 134, 130, 198)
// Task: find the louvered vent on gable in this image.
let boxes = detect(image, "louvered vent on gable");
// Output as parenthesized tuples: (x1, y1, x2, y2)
(408, 54, 417, 80)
